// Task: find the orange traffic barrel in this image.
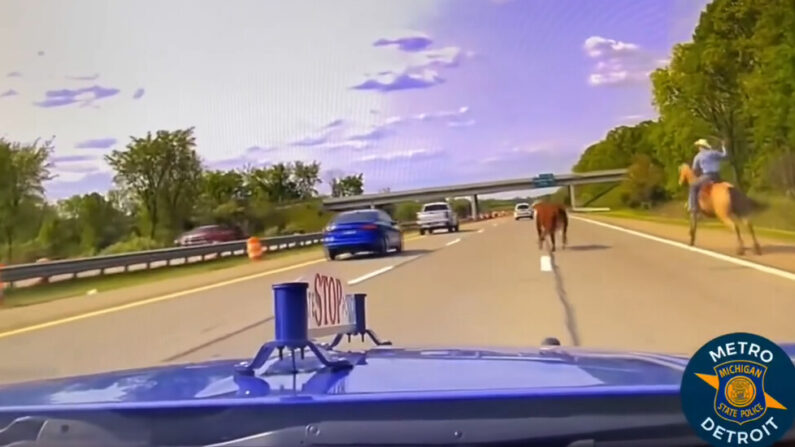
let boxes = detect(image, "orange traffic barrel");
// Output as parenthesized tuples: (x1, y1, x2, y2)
(247, 237, 263, 261)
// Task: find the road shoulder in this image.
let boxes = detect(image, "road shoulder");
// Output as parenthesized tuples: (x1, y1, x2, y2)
(576, 213, 795, 274)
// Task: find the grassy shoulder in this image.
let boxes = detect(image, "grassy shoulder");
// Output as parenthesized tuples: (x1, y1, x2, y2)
(570, 184, 795, 241)
(595, 209, 795, 242)
(1, 244, 323, 309)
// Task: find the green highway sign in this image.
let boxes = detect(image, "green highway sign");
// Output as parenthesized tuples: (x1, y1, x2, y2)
(532, 173, 556, 187)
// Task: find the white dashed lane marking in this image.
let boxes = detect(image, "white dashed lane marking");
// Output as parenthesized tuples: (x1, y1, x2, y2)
(347, 265, 395, 285)
(445, 238, 462, 247)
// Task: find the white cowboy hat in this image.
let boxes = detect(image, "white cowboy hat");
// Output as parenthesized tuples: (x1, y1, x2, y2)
(694, 138, 711, 148)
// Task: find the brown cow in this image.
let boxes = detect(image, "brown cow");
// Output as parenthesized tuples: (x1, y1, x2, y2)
(532, 202, 568, 252)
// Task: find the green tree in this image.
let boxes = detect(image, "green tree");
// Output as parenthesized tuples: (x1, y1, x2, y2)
(195, 170, 248, 226)
(394, 201, 421, 222)
(0, 138, 53, 260)
(330, 174, 364, 197)
(105, 128, 203, 241)
(34, 203, 82, 260)
(620, 154, 666, 208)
(574, 122, 659, 173)
(651, 0, 764, 190)
(451, 199, 472, 218)
(58, 193, 128, 254)
(573, 121, 663, 202)
(246, 163, 297, 203)
(293, 161, 322, 199)
(741, 0, 795, 193)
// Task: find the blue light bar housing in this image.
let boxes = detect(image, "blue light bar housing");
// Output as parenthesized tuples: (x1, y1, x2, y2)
(235, 281, 391, 376)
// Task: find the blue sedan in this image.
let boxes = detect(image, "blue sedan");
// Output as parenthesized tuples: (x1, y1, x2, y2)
(322, 209, 403, 260)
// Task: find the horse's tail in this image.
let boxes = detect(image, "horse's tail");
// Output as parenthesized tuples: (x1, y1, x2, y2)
(728, 187, 767, 217)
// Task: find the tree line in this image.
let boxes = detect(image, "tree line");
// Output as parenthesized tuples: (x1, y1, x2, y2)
(570, 0, 795, 208)
(0, 129, 364, 264)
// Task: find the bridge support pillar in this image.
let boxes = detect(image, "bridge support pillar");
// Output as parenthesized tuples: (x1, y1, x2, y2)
(471, 194, 479, 220)
(569, 184, 576, 208)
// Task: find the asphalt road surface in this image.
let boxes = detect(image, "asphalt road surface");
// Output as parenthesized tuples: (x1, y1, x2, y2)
(0, 217, 793, 385)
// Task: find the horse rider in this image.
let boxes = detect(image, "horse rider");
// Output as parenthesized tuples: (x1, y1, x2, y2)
(688, 138, 727, 215)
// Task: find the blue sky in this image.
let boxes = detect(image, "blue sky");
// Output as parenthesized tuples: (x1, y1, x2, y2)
(0, 0, 709, 200)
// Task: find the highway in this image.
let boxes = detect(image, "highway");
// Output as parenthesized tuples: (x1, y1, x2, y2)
(0, 217, 793, 385)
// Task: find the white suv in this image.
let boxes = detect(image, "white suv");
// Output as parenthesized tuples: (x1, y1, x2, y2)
(514, 203, 533, 220)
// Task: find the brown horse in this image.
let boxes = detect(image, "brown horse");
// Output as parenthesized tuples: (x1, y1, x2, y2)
(678, 164, 761, 255)
(532, 202, 568, 252)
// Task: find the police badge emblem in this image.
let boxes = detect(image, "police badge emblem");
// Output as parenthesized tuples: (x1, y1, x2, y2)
(712, 360, 768, 425)
(682, 333, 795, 447)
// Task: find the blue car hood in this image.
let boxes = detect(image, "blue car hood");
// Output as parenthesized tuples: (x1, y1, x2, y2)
(1, 344, 794, 409)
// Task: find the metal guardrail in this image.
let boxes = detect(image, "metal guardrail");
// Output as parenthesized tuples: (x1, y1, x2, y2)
(0, 233, 324, 286)
(0, 215, 503, 288)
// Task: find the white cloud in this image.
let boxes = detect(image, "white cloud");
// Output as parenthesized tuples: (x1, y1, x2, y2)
(291, 105, 471, 152)
(1, 0, 441, 198)
(291, 133, 331, 146)
(447, 119, 476, 128)
(588, 70, 650, 86)
(358, 148, 443, 162)
(49, 153, 112, 185)
(53, 162, 101, 174)
(354, 31, 471, 93)
(409, 46, 464, 69)
(510, 142, 560, 154)
(480, 142, 562, 165)
(345, 125, 390, 141)
(583, 36, 664, 87)
(351, 67, 444, 92)
(413, 105, 469, 121)
(583, 36, 640, 58)
(320, 140, 372, 151)
(290, 118, 350, 146)
(617, 114, 650, 124)
(480, 156, 503, 165)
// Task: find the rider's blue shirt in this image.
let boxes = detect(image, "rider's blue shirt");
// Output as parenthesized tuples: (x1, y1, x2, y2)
(692, 145, 727, 175)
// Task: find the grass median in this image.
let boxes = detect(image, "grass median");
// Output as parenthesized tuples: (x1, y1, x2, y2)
(1, 244, 323, 309)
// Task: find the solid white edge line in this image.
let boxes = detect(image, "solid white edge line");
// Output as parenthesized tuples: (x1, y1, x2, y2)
(571, 215, 795, 282)
(347, 265, 395, 285)
(445, 238, 462, 247)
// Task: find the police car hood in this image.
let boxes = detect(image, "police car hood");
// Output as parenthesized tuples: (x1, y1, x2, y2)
(1, 344, 794, 409)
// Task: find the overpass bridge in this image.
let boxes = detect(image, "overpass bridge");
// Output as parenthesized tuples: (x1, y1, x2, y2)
(323, 169, 627, 215)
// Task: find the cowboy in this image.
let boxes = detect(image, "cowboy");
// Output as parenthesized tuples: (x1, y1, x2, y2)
(688, 138, 727, 215)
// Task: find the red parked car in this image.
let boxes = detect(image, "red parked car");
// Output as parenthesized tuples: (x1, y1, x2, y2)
(174, 225, 246, 246)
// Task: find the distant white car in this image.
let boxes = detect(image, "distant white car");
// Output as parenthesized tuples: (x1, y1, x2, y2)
(514, 203, 534, 220)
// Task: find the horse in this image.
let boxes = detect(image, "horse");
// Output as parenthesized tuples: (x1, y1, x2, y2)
(532, 202, 568, 252)
(678, 164, 762, 255)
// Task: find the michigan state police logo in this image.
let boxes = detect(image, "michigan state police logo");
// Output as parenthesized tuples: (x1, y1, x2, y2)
(682, 333, 795, 447)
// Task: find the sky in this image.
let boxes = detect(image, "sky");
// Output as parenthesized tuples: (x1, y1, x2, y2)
(0, 0, 710, 200)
